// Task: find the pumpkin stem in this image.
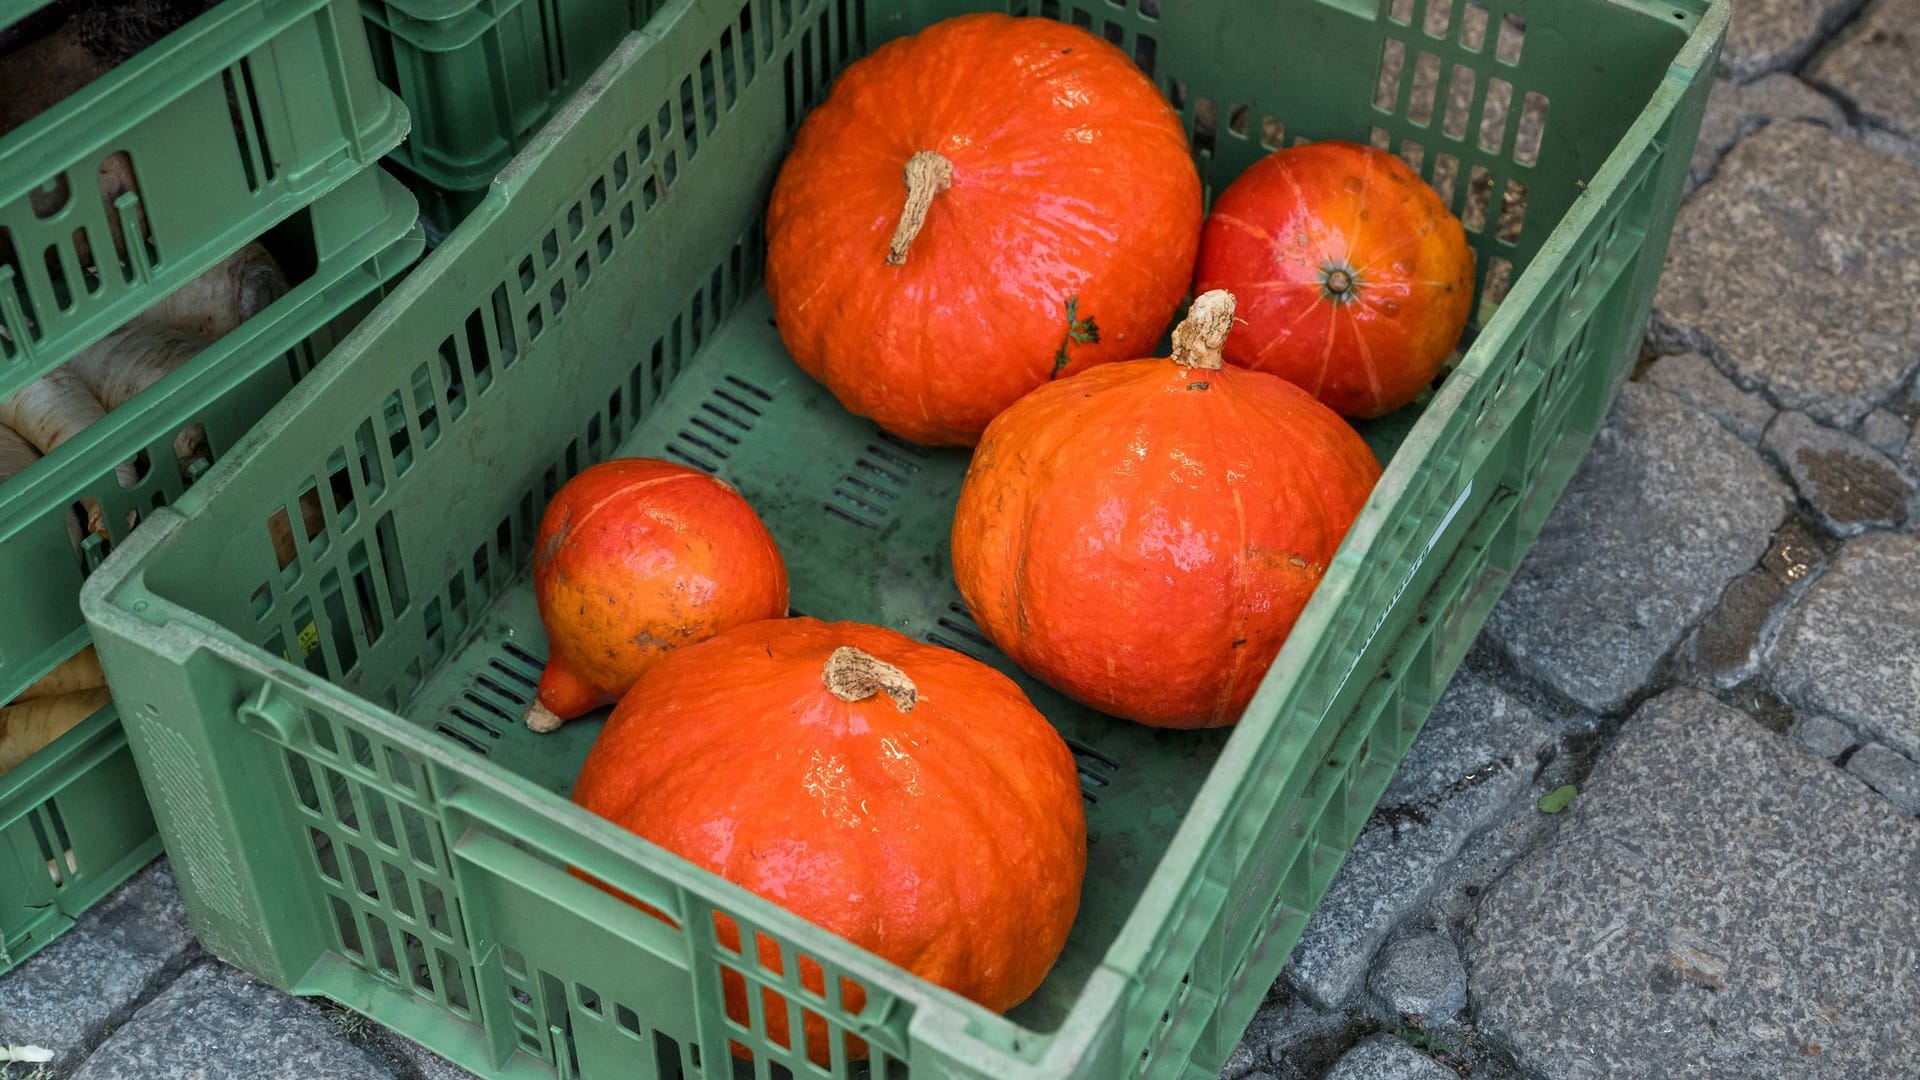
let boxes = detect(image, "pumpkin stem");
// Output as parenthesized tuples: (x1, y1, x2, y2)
(886, 151, 953, 267)
(524, 702, 564, 733)
(1171, 290, 1237, 370)
(823, 646, 918, 712)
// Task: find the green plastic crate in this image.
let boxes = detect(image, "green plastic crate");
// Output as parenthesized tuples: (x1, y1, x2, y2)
(0, 0, 407, 403)
(362, 0, 655, 211)
(0, 166, 422, 973)
(82, 0, 1725, 1076)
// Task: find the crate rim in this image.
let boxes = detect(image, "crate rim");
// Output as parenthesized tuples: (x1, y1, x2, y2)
(81, 0, 1732, 1071)
(0, 0, 400, 206)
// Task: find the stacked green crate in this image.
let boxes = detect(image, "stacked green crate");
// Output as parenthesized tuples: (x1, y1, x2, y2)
(361, 0, 657, 232)
(0, 0, 421, 970)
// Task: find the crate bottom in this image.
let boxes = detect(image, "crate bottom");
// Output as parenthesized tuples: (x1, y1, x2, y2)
(385, 287, 1435, 1034)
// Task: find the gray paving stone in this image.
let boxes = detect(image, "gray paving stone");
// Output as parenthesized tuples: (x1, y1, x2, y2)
(70, 963, 397, 1080)
(1808, 0, 1920, 139)
(1282, 672, 1552, 1008)
(1643, 353, 1776, 445)
(1368, 933, 1467, 1027)
(1220, 992, 1348, 1080)
(1652, 122, 1920, 429)
(387, 1035, 482, 1080)
(1762, 411, 1913, 534)
(1861, 127, 1920, 170)
(1722, 0, 1870, 81)
(0, 860, 195, 1071)
(1324, 1035, 1455, 1080)
(1760, 518, 1831, 585)
(1847, 743, 1920, 815)
(1689, 74, 1846, 189)
(1861, 408, 1910, 458)
(1486, 383, 1790, 713)
(1789, 713, 1857, 761)
(1467, 689, 1920, 1079)
(1688, 569, 1790, 687)
(1772, 531, 1920, 760)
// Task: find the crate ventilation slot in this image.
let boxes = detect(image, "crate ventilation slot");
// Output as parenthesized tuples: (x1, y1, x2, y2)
(436, 645, 543, 754)
(924, 602, 996, 660)
(825, 432, 927, 529)
(663, 374, 768, 473)
(1065, 737, 1120, 804)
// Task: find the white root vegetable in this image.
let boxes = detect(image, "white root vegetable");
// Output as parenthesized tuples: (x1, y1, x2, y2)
(0, 20, 108, 136)
(15, 646, 107, 702)
(0, 687, 112, 775)
(0, 367, 139, 488)
(0, 366, 108, 455)
(64, 324, 204, 409)
(133, 242, 287, 341)
(0, 423, 38, 482)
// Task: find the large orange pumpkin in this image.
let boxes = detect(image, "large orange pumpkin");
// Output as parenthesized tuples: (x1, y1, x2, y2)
(951, 291, 1383, 729)
(524, 458, 787, 731)
(1193, 141, 1474, 418)
(572, 617, 1086, 1065)
(765, 13, 1202, 446)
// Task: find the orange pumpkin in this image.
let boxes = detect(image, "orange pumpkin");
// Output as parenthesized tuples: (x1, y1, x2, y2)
(572, 617, 1086, 1065)
(1193, 141, 1474, 418)
(524, 458, 787, 731)
(765, 13, 1202, 446)
(951, 291, 1382, 729)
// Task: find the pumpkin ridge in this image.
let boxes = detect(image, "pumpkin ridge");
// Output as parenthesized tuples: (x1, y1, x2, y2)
(894, 705, 1079, 1007)
(1216, 455, 1254, 723)
(1346, 306, 1386, 406)
(1263, 383, 1372, 552)
(563, 471, 721, 538)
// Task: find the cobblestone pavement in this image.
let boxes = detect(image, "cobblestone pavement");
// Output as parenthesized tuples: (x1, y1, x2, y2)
(6, 2, 1920, 1077)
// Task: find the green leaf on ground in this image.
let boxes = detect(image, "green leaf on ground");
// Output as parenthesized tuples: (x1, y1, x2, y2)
(1537, 784, 1578, 814)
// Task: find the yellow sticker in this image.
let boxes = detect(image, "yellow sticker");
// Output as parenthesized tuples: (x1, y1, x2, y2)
(297, 623, 321, 658)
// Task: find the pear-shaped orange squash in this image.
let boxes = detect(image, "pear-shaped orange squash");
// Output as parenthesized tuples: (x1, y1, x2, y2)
(524, 458, 787, 731)
(1194, 141, 1474, 417)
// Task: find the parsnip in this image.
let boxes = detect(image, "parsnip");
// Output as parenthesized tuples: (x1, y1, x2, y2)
(64, 324, 204, 409)
(0, 367, 139, 487)
(0, 19, 108, 136)
(268, 487, 329, 569)
(0, 687, 112, 775)
(68, 497, 109, 554)
(133, 242, 287, 341)
(0, 366, 108, 454)
(0, 423, 38, 482)
(15, 646, 107, 702)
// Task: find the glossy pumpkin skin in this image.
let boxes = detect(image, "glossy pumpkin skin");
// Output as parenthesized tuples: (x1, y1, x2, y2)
(527, 458, 787, 729)
(572, 618, 1086, 1065)
(951, 294, 1382, 728)
(765, 13, 1202, 446)
(1193, 141, 1474, 418)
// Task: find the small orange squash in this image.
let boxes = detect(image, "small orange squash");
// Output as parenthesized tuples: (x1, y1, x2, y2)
(1194, 141, 1474, 418)
(950, 291, 1382, 728)
(524, 458, 787, 731)
(765, 13, 1202, 446)
(572, 617, 1086, 1065)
